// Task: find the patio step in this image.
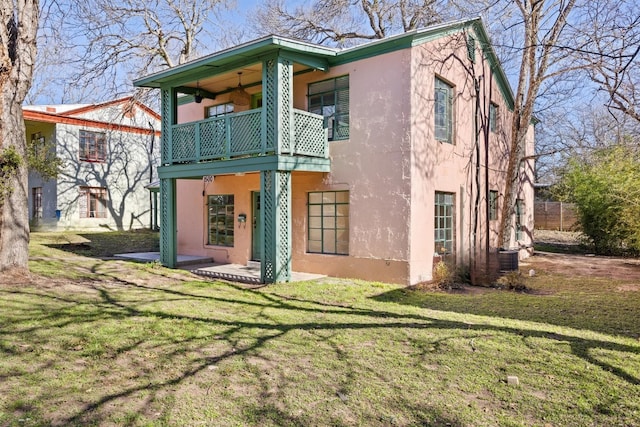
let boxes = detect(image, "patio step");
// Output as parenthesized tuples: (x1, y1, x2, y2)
(246, 260, 260, 270)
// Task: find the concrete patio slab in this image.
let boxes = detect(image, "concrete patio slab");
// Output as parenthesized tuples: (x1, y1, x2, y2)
(113, 252, 325, 284)
(189, 263, 325, 284)
(113, 252, 212, 267)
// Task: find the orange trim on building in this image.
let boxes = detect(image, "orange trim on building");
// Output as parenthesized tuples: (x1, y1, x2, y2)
(60, 96, 161, 121)
(23, 109, 161, 137)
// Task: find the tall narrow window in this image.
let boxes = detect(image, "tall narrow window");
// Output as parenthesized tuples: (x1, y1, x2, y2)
(515, 199, 525, 241)
(32, 187, 43, 219)
(79, 130, 107, 162)
(79, 187, 107, 218)
(31, 132, 45, 157)
(489, 102, 498, 133)
(466, 34, 476, 62)
(308, 75, 349, 141)
(308, 191, 349, 255)
(435, 77, 454, 144)
(434, 192, 455, 255)
(208, 195, 234, 247)
(489, 190, 498, 220)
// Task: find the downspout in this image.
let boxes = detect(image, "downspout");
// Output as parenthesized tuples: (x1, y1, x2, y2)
(485, 69, 493, 280)
(471, 77, 482, 285)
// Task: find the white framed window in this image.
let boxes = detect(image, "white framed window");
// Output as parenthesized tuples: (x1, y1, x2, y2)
(79, 187, 107, 218)
(79, 130, 107, 162)
(206, 103, 234, 118)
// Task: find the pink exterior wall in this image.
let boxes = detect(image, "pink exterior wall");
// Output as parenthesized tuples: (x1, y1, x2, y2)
(406, 32, 517, 284)
(290, 50, 412, 282)
(176, 173, 259, 264)
(173, 31, 534, 285)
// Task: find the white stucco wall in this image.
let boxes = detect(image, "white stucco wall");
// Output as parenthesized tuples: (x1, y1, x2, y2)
(26, 104, 161, 231)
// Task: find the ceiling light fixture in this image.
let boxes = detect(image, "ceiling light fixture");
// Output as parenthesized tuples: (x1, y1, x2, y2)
(194, 81, 203, 104)
(230, 72, 250, 106)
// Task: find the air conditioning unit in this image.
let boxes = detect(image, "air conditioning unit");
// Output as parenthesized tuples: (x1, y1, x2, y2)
(498, 250, 519, 272)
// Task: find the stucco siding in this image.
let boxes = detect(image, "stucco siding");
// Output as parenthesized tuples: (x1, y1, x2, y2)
(26, 109, 160, 231)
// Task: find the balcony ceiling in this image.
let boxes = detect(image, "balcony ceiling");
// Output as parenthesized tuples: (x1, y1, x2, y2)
(182, 63, 311, 94)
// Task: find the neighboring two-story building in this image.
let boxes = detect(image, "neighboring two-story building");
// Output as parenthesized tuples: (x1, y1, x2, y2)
(134, 17, 535, 285)
(25, 97, 161, 231)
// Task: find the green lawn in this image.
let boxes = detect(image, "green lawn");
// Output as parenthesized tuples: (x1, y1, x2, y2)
(0, 232, 638, 426)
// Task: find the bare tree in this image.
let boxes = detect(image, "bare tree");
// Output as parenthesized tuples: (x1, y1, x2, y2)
(577, 0, 640, 123)
(254, 0, 441, 45)
(0, 0, 39, 272)
(33, 0, 230, 103)
(493, 0, 580, 248)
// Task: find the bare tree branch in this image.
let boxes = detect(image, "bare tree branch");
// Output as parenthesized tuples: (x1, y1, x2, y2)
(253, 0, 440, 46)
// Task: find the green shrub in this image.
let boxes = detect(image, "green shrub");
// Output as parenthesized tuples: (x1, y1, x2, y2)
(558, 145, 640, 255)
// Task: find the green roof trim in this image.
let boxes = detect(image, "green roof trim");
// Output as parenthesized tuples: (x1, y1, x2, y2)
(468, 19, 515, 111)
(134, 17, 515, 111)
(134, 36, 338, 88)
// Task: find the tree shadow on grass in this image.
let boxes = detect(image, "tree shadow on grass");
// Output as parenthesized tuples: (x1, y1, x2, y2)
(371, 283, 640, 340)
(1, 267, 639, 426)
(43, 230, 159, 258)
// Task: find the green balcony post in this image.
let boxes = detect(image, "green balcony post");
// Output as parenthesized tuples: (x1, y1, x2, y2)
(225, 116, 231, 157)
(160, 87, 177, 165)
(195, 122, 201, 162)
(160, 178, 177, 268)
(262, 54, 294, 155)
(260, 170, 291, 283)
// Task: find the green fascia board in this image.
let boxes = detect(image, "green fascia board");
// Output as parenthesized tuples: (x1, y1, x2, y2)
(468, 19, 516, 111)
(330, 17, 515, 111)
(157, 156, 331, 179)
(134, 36, 338, 89)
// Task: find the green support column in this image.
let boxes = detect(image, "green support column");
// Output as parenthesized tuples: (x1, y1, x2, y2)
(260, 53, 294, 283)
(260, 170, 291, 283)
(160, 178, 177, 268)
(159, 86, 178, 268)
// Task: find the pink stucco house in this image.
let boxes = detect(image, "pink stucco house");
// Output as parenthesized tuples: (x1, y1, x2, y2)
(134, 17, 534, 285)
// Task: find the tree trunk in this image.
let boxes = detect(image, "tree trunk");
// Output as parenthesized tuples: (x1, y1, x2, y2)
(497, 0, 576, 249)
(0, 0, 40, 272)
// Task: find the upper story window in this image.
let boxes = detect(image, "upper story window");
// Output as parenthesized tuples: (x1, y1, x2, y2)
(466, 34, 476, 63)
(308, 75, 349, 141)
(435, 77, 454, 144)
(206, 103, 234, 118)
(31, 132, 46, 157)
(79, 130, 107, 162)
(489, 102, 498, 133)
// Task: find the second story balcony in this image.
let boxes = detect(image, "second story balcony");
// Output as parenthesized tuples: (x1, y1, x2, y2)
(135, 36, 342, 173)
(169, 107, 328, 164)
